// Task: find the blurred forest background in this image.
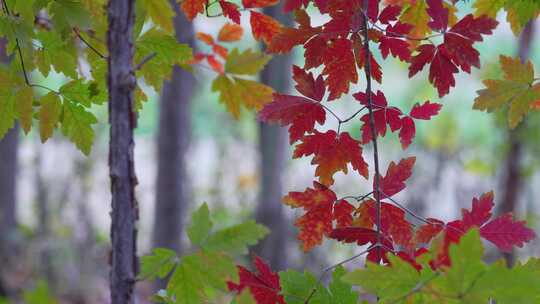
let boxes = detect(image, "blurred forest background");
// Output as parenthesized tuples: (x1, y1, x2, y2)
(1, 2, 540, 303)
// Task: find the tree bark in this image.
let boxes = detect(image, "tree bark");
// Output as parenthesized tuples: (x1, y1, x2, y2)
(499, 21, 535, 267)
(0, 124, 18, 297)
(0, 37, 17, 298)
(253, 3, 293, 271)
(107, 0, 138, 303)
(152, 0, 194, 256)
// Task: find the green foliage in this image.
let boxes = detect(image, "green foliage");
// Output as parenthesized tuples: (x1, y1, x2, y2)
(474, 0, 540, 35)
(0, 0, 192, 154)
(225, 48, 271, 76)
(343, 230, 540, 303)
(22, 280, 57, 304)
(141, 203, 268, 303)
(279, 266, 358, 304)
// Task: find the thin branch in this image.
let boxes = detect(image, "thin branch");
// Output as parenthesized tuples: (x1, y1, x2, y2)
(361, 0, 384, 260)
(135, 52, 157, 70)
(73, 28, 107, 59)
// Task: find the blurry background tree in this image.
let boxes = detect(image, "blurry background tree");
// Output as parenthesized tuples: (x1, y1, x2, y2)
(253, 1, 293, 271)
(0, 38, 18, 299)
(151, 0, 195, 289)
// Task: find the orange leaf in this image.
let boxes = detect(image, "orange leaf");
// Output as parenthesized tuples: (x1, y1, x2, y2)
(196, 32, 214, 45)
(322, 38, 358, 100)
(206, 55, 224, 74)
(218, 23, 244, 42)
(283, 182, 354, 251)
(293, 130, 369, 185)
(181, 0, 206, 20)
(242, 0, 279, 8)
(377, 157, 416, 198)
(250, 11, 282, 45)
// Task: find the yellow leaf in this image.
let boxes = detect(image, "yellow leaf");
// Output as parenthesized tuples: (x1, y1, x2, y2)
(15, 87, 34, 134)
(474, 56, 540, 128)
(211, 75, 273, 119)
(225, 48, 271, 76)
(500, 55, 534, 83)
(142, 0, 174, 33)
(39, 92, 62, 142)
(400, 1, 430, 40)
(473, 0, 505, 18)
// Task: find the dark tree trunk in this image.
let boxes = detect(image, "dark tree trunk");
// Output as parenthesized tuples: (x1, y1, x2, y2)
(499, 21, 535, 267)
(253, 3, 293, 271)
(152, 1, 194, 255)
(107, 0, 138, 303)
(0, 124, 18, 297)
(0, 125, 18, 242)
(0, 37, 17, 298)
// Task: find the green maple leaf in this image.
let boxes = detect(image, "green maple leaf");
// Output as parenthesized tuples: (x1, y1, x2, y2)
(61, 101, 97, 155)
(39, 92, 62, 142)
(279, 266, 357, 304)
(225, 48, 271, 76)
(203, 220, 268, 255)
(49, 0, 92, 33)
(474, 55, 540, 128)
(36, 30, 78, 78)
(15, 86, 34, 134)
(167, 250, 237, 303)
(343, 254, 420, 303)
(187, 203, 213, 246)
(211, 75, 273, 119)
(139, 248, 178, 281)
(505, 1, 540, 35)
(135, 29, 192, 90)
(141, 0, 174, 34)
(0, 90, 16, 139)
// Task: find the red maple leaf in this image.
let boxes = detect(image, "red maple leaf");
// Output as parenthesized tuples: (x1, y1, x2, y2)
(251, 11, 282, 44)
(378, 5, 402, 24)
(268, 10, 321, 54)
(409, 101, 442, 119)
(356, 200, 414, 249)
(354, 91, 441, 148)
(283, 0, 310, 12)
(432, 192, 536, 267)
(293, 130, 369, 186)
(228, 256, 285, 304)
(283, 182, 355, 251)
(219, 0, 241, 24)
(258, 94, 326, 143)
(378, 22, 412, 62)
(414, 218, 445, 245)
(426, 0, 448, 32)
(480, 214, 537, 252)
(377, 157, 416, 199)
(330, 226, 395, 264)
(322, 38, 358, 100)
(292, 65, 326, 102)
(353, 34, 383, 83)
(408, 11, 497, 97)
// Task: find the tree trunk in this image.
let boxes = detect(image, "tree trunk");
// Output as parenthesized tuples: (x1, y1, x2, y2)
(152, 0, 194, 255)
(107, 0, 138, 303)
(0, 124, 18, 297)
(253, 3, 293, 271)
(499, 21, 535, 267)
(0, 36, 17, 297)
(33, 141, 55, 289)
